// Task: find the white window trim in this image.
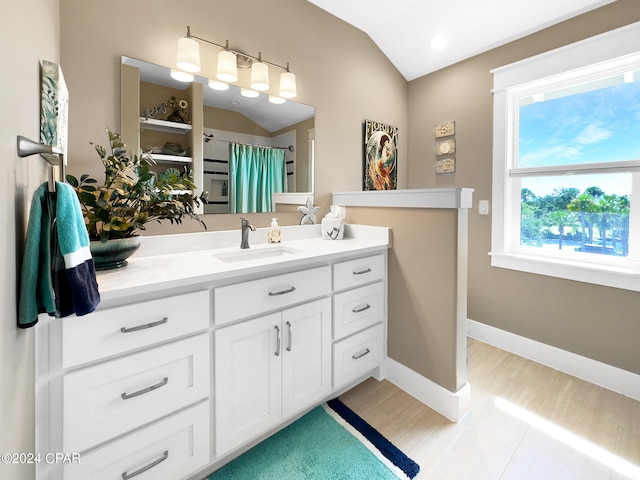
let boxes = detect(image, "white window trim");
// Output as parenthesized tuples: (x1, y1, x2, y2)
(491, 21, 640, 292)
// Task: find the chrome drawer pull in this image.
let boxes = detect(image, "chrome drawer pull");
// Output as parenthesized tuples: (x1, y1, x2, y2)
(352, 348, 371, 360)
(120, 317, 168, 333)
(275, 325, 281, 356)
(121, 450, 168, 479)
(121, 377, 169, 400)
(352, 304, 371, 313)
(286, 321, 293, 352)
(353, 268, 372, 275)
(269, 286, 296, 296)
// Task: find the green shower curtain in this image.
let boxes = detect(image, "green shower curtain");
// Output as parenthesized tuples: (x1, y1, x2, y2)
(229, 143, 287, 214)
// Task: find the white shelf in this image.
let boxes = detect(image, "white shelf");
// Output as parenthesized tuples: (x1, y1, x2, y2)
(332, 188, 474, 209)
(150, 153, 193, 164)
(140, 117, 192, 134)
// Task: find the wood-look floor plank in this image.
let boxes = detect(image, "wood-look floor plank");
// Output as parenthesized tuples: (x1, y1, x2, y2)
(340, 338, 640, 480)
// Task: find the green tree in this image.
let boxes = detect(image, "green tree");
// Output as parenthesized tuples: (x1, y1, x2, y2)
(520, 188, 543, 246)
(541, 188, 579, 249)
(568, 192, 598, 247)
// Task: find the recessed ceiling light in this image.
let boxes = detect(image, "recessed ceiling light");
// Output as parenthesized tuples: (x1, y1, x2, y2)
(430, 34, 449, 50)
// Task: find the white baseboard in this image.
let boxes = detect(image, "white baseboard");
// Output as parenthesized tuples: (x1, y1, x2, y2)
(384, 356, 471, 422)
(468, 319, 640, 401)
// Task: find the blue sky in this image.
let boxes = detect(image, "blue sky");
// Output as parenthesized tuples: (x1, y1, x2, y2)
(519, 81, 640, 166)
(518, 79, 640, 196)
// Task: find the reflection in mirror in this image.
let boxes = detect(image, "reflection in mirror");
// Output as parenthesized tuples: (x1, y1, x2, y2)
(121, 57, 315, 215)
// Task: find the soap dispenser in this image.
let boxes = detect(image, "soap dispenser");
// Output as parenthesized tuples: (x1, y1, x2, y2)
(268, 218, 282, 244)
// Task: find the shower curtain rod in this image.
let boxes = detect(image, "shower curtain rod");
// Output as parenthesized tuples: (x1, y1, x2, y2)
(208, 137, 294, 152)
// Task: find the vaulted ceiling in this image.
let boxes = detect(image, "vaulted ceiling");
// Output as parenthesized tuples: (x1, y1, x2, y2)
(308, 0, 616, 80)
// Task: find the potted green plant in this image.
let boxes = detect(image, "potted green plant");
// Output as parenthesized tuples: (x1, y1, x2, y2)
(67, 129, 206, 269)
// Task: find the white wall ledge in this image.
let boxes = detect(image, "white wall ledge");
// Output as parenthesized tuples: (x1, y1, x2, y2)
(332, 188, 474, 209)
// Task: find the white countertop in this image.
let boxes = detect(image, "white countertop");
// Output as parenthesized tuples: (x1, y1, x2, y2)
(95, 224, 391, 301)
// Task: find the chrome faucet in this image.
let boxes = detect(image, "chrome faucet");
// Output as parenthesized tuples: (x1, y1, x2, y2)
(240, 218, 255, 249)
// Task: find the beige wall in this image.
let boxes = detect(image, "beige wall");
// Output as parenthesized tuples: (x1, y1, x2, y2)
(1, 2, 60, 480)
(346, 208, 466, 392)
(407, 0, 640, 375)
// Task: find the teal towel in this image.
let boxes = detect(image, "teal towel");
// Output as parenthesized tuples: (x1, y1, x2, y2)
(18, 182, 100, 328)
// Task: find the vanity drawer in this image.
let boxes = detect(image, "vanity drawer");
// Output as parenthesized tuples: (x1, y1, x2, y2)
(64, 401, 210, 480)
(333, 323, 384, 389)
(214, 266, 331, 325)
(333, 254, 385, 291)
(63, 334, 209, 452)
(62, 290, 210, 368)
(333, 281, 384, 340)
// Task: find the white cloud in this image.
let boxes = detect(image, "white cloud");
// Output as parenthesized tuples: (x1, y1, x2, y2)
(520, 145, 582, 166)
(575, 122, 613, 145)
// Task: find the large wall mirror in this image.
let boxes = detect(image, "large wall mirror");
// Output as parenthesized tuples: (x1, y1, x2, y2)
(121, 57, 315, 215)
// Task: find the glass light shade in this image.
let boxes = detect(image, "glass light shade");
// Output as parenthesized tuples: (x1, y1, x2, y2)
(170, 69, 194, 82)
(208, 79, 229, 90)
(279, 71, 297, 98)
(176, 37, 201, 73)
(250, 62, 270, 91)
(269, 95, 286, 104)
(240, 88, 260, 98)
(217, 50, 238, 83)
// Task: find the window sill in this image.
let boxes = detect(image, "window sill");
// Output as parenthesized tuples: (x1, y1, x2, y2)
(490, 252, 640, 292)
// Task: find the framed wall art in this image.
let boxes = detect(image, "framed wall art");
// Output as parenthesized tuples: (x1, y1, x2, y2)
(363, 119, 397, 190)
(40, 60, 69, 164)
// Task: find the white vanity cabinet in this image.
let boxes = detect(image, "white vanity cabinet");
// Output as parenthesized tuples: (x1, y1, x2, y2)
(36, 291, 211, 480)
(214, 297, 332, 456)
(36, 231, 390, 480)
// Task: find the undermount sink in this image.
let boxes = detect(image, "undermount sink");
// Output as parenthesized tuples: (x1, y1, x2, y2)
(214, 246, 301, 263)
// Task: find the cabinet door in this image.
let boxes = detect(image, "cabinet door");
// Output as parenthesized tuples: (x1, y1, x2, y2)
(282, 298, 332, 417)
(215, 313, 282, 456)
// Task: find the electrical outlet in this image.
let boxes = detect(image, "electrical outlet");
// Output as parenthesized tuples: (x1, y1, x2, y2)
(479, 200, 490, 215)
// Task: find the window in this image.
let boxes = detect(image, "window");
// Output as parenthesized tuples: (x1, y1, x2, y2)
(491, 22, 640, 291)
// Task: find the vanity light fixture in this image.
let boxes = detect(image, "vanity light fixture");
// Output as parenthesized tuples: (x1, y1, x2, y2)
(174, 26, 297, 98)
(269, 95, 286, 104)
